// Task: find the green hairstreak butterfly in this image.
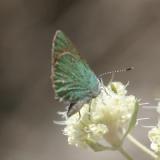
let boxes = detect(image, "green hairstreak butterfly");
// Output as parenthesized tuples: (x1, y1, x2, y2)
(50, 31, 134, 117)
(51, 31, 133, 117)
(51, 30, 101, 117)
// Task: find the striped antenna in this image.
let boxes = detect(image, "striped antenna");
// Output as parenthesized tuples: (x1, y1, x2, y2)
(98, 67, 134, 78)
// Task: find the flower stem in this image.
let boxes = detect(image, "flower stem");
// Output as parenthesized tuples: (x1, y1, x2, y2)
(127, 134, 158, 159)
(118, 147, 133, 160)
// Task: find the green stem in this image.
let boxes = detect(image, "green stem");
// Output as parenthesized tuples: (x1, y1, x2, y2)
(118, 147, 133, 160)
(127, 134, 158, 159)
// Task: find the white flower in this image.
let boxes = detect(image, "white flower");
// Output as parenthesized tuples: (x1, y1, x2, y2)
(148, 102, 160, 155)
(59, 82, 139, 151)
(148, 126, 160, 155)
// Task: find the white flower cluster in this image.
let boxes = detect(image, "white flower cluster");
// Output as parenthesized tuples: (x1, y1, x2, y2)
(61, 82, 139, 150)
(148, 102, 160, 155)
(148, 126, 160, 154)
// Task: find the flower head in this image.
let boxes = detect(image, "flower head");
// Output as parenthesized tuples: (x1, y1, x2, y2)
(58, 82, 139, 151)
(148, 126, 160, 155)
(148, 102, 160, 155)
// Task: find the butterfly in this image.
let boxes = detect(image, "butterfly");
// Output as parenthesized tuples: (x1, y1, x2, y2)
(51, 30, 102, 117)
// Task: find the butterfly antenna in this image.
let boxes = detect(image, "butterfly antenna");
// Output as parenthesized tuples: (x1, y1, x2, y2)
(98, 67, 134, 78)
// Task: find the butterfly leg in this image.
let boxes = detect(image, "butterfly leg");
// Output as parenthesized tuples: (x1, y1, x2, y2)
(88, 100, 93, 120)
(78, 100, 91, 120)
(78, 111, 81, 120)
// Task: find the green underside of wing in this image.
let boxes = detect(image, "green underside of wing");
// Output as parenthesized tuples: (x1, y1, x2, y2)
(54, 53, 99, 102)
(52, 31, 79, 58)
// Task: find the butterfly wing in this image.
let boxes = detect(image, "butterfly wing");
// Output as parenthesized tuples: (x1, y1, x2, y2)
(51, 30, 100, 103)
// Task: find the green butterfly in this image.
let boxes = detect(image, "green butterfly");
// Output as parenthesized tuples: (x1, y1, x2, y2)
(51, 30, 101, 117)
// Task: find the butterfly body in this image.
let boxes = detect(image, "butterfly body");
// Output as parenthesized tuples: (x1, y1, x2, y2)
(51, 31, 101, 117)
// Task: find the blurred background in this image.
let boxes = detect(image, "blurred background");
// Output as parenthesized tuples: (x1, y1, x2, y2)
(1, 0, 160, 159)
